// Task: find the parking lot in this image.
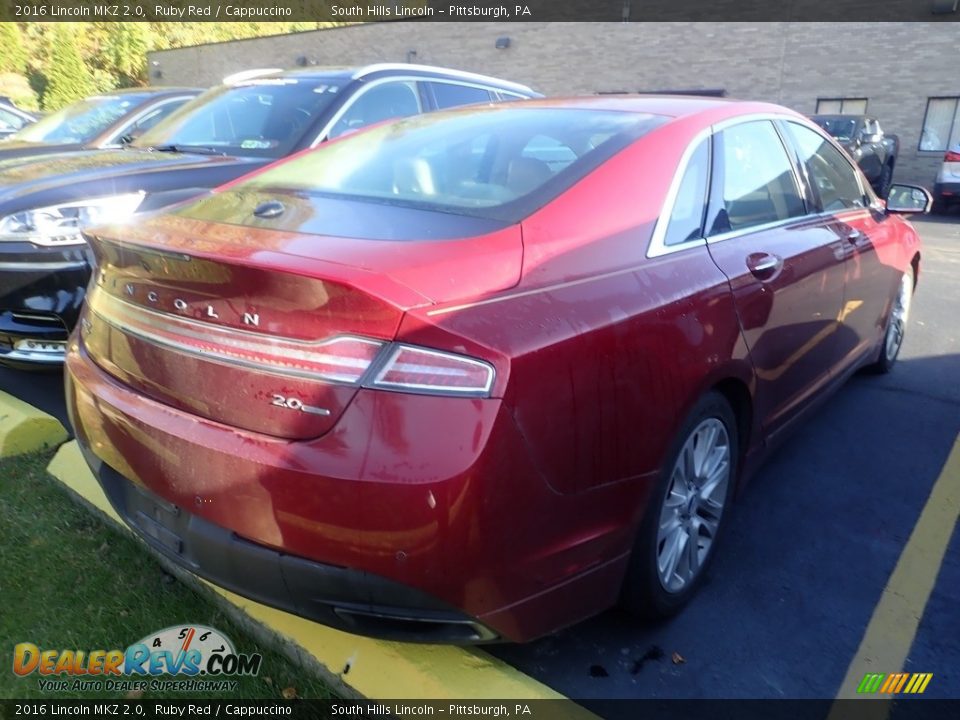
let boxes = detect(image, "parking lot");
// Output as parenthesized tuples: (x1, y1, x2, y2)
(2, 216, 957, 701)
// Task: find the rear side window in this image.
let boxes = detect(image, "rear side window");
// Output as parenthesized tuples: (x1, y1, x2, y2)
(329, 81, 421, 139)
(710, 120, 805, 235)
(429, 82, 492, 110)
(786, 122, 867, 212)
(664, 139, 710, 246)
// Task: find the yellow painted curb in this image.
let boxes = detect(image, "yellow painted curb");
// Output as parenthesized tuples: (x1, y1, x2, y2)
(0, 390, 68, 458)
(48, 440, 593, 710)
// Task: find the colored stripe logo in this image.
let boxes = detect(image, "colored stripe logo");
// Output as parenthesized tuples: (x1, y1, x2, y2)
(857, 672, 933, 694)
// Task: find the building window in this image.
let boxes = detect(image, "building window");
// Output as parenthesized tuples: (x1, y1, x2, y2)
(816, 98, 868, 115)
(919, 97, 960, 152)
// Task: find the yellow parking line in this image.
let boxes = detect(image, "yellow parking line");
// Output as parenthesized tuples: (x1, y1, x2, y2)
(48, 440, 596, 711)
(0, 390, 68, 458)
(830, 432, 960, 709)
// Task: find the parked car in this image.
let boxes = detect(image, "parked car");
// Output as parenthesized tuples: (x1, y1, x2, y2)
(0, 88, 200, 160)
(0, 64, 538, 368)
(932, 140, 960, 214)
(810, 114, 899, 196)
(65, 97, 928, 643)
(0, 99, 36, 139)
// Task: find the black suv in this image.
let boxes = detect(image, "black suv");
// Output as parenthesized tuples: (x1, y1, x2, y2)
(0, 65, 539, 368)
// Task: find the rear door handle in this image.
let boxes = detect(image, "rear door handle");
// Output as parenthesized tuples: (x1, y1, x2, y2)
(846, 229, 867, 244)
(746, 253, 782, 280)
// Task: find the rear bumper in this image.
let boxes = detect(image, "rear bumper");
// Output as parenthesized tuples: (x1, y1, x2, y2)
(66, 337, 647, 643)
(0, 242, 91, 365)
(933, 181, 960, 202)
(81, 442, 496, 643)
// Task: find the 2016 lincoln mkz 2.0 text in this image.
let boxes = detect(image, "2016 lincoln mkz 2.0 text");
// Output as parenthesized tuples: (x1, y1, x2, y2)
(65, 97, 928, 644)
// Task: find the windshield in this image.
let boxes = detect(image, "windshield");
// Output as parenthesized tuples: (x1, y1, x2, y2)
(239, 106, 667, 221)
(813, 117, 858, 142)
(133, 78, 344, 158)
(11, 93, 153, 144)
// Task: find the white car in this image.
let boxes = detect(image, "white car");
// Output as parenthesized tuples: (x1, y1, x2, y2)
(0, 100, 36, 139)
(934, 140, 960, 213)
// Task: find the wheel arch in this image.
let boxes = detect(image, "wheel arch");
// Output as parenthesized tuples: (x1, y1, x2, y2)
(712, 376, 753, 465)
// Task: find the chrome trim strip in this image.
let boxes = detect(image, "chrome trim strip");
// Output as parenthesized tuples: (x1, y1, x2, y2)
(648, 112, 877, 256)
(351, 63, 535, 95)
(646, 126, 712, 258)
(0, 348, 65, 363)
(0, 260, 88, 271)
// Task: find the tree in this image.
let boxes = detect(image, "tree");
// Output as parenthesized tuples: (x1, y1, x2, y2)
(41, 25, 96, 111)
(0, 23, 28, 75)
(103, 22, 149, 86)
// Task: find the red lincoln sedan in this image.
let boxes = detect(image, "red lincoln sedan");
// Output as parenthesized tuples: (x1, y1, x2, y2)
(65, 97, 929, 643)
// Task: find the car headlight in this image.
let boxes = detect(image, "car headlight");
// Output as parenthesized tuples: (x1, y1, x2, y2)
(0, 192, 145, 247)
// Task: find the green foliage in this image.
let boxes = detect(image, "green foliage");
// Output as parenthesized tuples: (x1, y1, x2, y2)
(41, 25, 97, 111)
(0, 22, 28, 75)
(11, 21, 339, 111)
(104, 22, 151, 86)
(0, 72, 39, 110)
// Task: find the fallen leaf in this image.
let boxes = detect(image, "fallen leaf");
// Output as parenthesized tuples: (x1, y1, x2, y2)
(125, 689, 144, 700)
(263, 677, 273, 686)
(281, 687, 297, 699)
(671, 652, 686, 665)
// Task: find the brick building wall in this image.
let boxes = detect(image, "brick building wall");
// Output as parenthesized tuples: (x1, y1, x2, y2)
(148, 22, 959, 186)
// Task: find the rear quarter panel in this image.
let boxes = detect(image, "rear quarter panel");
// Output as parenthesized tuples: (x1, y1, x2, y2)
(405, 118, 755, 495)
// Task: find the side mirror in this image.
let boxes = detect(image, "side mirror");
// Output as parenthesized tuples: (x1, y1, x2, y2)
(885, 184, 932, 214)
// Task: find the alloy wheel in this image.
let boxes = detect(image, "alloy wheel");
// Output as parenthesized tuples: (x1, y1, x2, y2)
(656, 418, 731, 593)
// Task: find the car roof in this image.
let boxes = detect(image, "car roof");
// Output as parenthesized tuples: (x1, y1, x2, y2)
(239, 64, 537, 96)
(473, 95, 806, 123)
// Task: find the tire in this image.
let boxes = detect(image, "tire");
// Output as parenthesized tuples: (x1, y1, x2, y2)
(869, 265, 914, 374)
(876, 163, 893, 198)
(621, 391, 739, 619)
(931, 198, 955, 216)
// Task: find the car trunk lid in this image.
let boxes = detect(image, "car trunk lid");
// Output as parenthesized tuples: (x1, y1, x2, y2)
(80, 197, 521, 440)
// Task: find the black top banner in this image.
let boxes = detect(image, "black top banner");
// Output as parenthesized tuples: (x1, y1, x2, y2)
(1, 0, 959, 23)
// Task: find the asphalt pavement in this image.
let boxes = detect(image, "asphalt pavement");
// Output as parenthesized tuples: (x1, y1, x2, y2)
(490, 215, 960, 699)
(1, 216, 957, 701)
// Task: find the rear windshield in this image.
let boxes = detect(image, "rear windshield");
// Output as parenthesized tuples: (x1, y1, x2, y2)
(133, 78, 345, 158)
(12, 93, 153, 144)
(812, 117, 858, 142)
(239, 106, 667, 221)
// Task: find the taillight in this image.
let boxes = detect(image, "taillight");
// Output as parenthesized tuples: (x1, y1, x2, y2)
(88, 293, 384, 383)
(368, 345, 495, 397)
(87, 292, 495, 397)
(945, 150, 960, 163)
